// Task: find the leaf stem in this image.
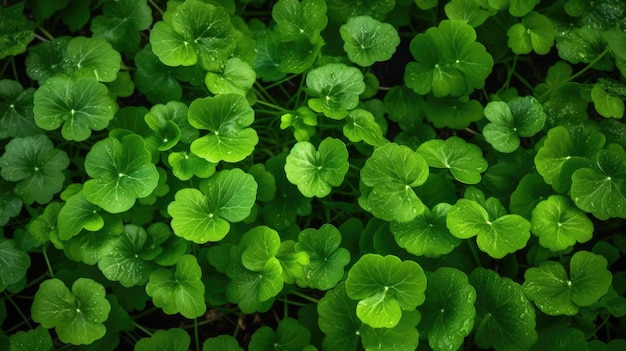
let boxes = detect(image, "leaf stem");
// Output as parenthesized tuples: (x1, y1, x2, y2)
(37, 26, 55, 41)
(3, 291, 33, 330)
(132, 321, 154, 337)
(290, 289, 320, 304)
(255, 99, 290, 113)
(194, 318, 200, 351)
(43, 242, 54, 278)
(148, 0, 165, 16)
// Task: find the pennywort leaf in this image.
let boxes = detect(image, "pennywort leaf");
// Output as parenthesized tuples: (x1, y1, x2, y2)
(168, 169, 257, 243)
(284, 137, 349, 198)
(168, 150, 217, 181)
(0, 79, 39, 138)
(8, 325, 53, 351)
(343, 108, 388, 147)
(483, 96, 546, 153)
(340, 16, 400, 67)
(345, 254, 427, 328)
(135, 328, 190, 351)
(317, 282, 361, 350)
(306, 63, 365, 120)
(280, 106, 318, 142)
(0, 2, 35, 59)
(64, 36, 121, 82)
(272, 0, 328, 42)
(204, 57, 256, 96)
(530, 195, 594, 251)
(57, 190, 104, 241)
(0, 238, 31, 289)
(90, 0, 153, 53)
(31, 278, 111, 345)
(507, 12, 555, 55)
(249, 318, 312, 351)
(416, 136, 488, 184)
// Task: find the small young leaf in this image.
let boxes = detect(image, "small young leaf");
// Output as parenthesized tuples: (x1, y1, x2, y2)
(168, 150, 217, 181)
(0, 79, 39, 137)
(57, 190, 104, 241)
(135, 328, 190, 351)
(530, 195, 594, 251)
(390, 203, 461, 258)
(280, 106, 318, 142)
(346, 254, 427, 328)
(146, 255, 206, 318)
(343, 109, 388, 147)
(470, 268, 538, 351)
(168, 169, 257, 243)
(8, 325, 53, 351)
(145, 101, 192, 151)
(507, 12, 555, 55)
(340, 16, 400, 67)
(188, 93, 258, 163)
(317, 282, 361, 350)
(420, 267, 476, 351)
(306, 63, 365, 120)
(483, 96, 546, 153)
(0, 238, 31, 288)
(27, 201, 63, 244)
(33, 75, 118, 141)
(0, 135, 69, 205)
(205, 57, 256, 96)
(249, 318, 311, 350)
(284, 137, 349, 198)
(31, 278, 111, 345)
(416, 136, 488, 184)
(83, 134, 159, 213)
(295, 224, 351, 290)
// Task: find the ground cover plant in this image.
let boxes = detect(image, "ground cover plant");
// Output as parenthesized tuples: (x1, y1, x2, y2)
(1, 0, 626, 350)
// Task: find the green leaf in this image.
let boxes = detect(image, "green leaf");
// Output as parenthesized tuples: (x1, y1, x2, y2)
(57, 190, 104, 241)
(295, 224, 351, 290)
(592, 78, 626, 119)
(419, 267, 476, 351)
(0, 3, 36, 59)
(280, 106, 318, 142)
(444, 0, 493, 27)
(489, 0, 539, 16)
(507, 12, 555, 55)
(33, 75, 118, 141)
(276, 240, 309, 284)
(202, 335, 243, 351)
(27, 201, 63, 244)
(84, 134, 159, 213)
(149, 0, 235, 71)
(249, 318, 311, 351)
(340, 16, 400, 67)
(417, 136, 488, 184)
(239, 226, 281, 272)
(9, 325, 53, 351)
(359, 310, 420, 351)
(360, 143, 429, 222)
(90, 0, 153, 53)
(97, 224, 159, 287)
(405, 20, 493, 97)
(133, 45, 183, 104)
(285, 137, 349, 198)
(447, 198, 531, 258)
(326, 0, 395, 22)
(343, 109, 388, 147)
(64, 36, 121, 82)
(509, 172, 552, 219)
(145, 101, 192, 151)
(0, 135, 69, 205)
(603, 29, 626, 61)
(555, 26, 613, 70)
(0, 79, 39, 137)
(168, 169, 257, 243)
(483, 96, 546, 153)
(168, 150, 217, 181)
(390, 203, 461, 258)
(0, 238, 30, 288)
(205, 57, 256, 96)
(571, 145, 626, 219)
(272, 0, 328, 42)
(31, 278, 111, 345)
(470, 268, 538, 351)
(530, 195, 594, 251)
(24, 37, 71, 84)
(188, 93, 258, 163)
(346, 254, 427, 328)
(306, 63, 365, 120)
(135, 328, 190, 351)
(317, 282, 361, 350)
(423, 95, 484, 129)
(146, 255, 206, 318)
(523, 251, 612, 315)
(0, 183, 22, 226)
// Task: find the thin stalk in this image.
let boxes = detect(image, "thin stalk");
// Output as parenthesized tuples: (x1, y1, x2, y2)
(194, 318, 200, 351)
(132, 321, 154, 337)
(290, 289, 320, 304)
(255, 100, 290, 113)
(148, 0, 164, 16)
(37, 26, 55, 41)
(43, 243, 55, 278)
(3, 292, 33, 330)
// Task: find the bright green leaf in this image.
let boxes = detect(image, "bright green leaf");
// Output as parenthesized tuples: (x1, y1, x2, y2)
(57, 190, 104, 241)
(64, 36, 121, 82)
(530, 195, 594, 251)
(340, 16, 400, 67)
(134, 328, 190, 351)
(90, 0, 153, 53)
(444, 0, 493, 27)
(280, 106, 318, 142)
(343, 109, 388, 147)
(483, 96, 546, 153)
(249, 318, 311, 351)
(145, 101, 192, 151)
(507, 12, 555, 55)
(591, 78, 626, 119)
(417, 136, 488, 184)
(9, 325, 53, 351)
(168, 150, 217, 181)
(202, 335, 243, 351)
(205, 57, 256, 96)
(306, 63, 365, 120)
(272, 0, 328, 42)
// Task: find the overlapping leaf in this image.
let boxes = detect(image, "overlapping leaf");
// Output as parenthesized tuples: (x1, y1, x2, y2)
(417, 136, 488, 184)
(530, 195, 594, 251)
(306, 63, 365, 119)
(483, 96, 546, 153)
(0, 79, 39, 137)
(340, 16, 400, 67)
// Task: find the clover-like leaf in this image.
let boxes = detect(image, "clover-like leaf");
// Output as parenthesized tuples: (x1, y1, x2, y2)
(405, 20, 493, 97)
(423, 94, 484, 129)
(168, 169, 257, 243)
(0, 2, 35, 59)
(33, 75, 117, 141)
(272, 0, 327, 42)
(390, 203, 460, 258)
(285, 137, 349, 198)
(360, 143, 429, 222)
(31, 278, 111, 345)
(306, 63, 365, 119)
(144, 101, 192, 151)
(0, 238, 30, 289)
(444, 0, 493, 27)
(420, 267, 476, 351)
(295, 224, 351, 290)
(0, 135, 69, 205)
(470, 268, 538, 351)
(8, 325, 53, 351)
(571, 145, 626, 219)
(146, 255, 206, 318)
(149, 0, 235, 71)
(203, 335, 243, 351)
(343, 109, 388, 147)
(205, 57, 256, 96)
(90, 0, 152, 53)
(280, 106, 318, 142)
(507, 12, 555, 55)
(135, 328, 190, 351)
(530, 195, 594, 251)
(417, 136, 488, 184)
(483, 96, 546, 153)
(346, 254, 426, 328)
(340, 16, 400, 67)
(249, 318, 312, 351)
(591, 78, 626, 119)
(168, 150, 217, 181)
(188, 93, 258, 163)
(523, 251, 612, 315)
(0, 79, 39, 138)
(447, 198, 531, 259)
(57, 190, 105, 241)
(83, 134, 159, 214)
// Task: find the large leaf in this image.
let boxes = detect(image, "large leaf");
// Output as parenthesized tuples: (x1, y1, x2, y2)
(0, 3, 35, 59)
(249, 318, 312, 351)
(340, 15, 400, 67)
(284, 137, 349, 198)
(416, 136, 488, 184)
(530, 195, 594, 251)
(0, 79, 39, 137)
(470, 268, 538, 351)
(306, 63, 365, 119)
(168, 169, 257, 243)
(33, 75, 118, 141)
(83, 134, 159, 214)
(8, 325, 53, 351)
(345, 254, 426, 328)
(31, 278, 111, 345)
(0, 135, 69, 205)
(90, 0, 153, 53)
(272, 0, 328, 42)
(64, 36, 121, 82)
(188, 93, 258, 163)
(146, 255, 206, 318)
(317, 282, 361, 351)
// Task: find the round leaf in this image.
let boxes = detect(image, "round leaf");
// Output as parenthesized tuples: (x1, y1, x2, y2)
(285, 137, 349, 198)
(530, 195, 594, 251)
(416, 136, 488, 184)
(202, 335, 243, 351)
(346, 254, 427, 328)
(507, 12, 555, 55)
(9, 325, 52, 351)
(205, 57, 256, 96)
(0, 238, 30, 287)
(249, 318, 311, 351)
(57, 190, 104, 240)
(135, 328, 190, 351)
(272, 0, 328, 42)
(340, 16, 400, 67)
(0, 79, 39, 137)
(64, 36, 121, 82)
(306, 63, 365, 119)
(483, 96, 546, 153)
(317, 282, 361, 350)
